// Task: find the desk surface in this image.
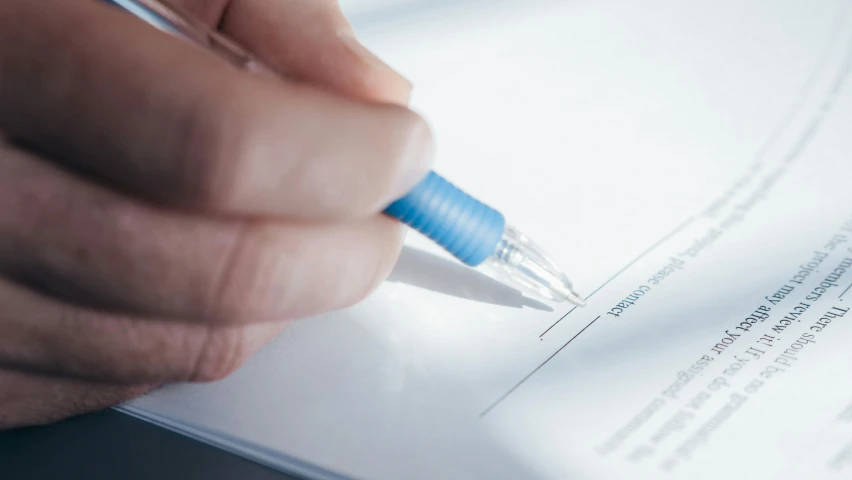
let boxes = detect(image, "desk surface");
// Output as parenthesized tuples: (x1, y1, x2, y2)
(0, 410, 302, 480)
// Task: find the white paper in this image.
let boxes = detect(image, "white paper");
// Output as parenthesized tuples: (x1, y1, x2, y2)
(124, 0, 852, 478)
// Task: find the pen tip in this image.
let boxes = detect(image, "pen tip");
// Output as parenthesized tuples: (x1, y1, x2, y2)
(564, 289, 586, 307)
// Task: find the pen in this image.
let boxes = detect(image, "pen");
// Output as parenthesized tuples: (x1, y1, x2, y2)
(100, 0, 585, 306)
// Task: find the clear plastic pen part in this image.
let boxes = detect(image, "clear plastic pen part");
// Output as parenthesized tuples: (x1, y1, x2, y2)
(385, 173, 585, 306)
(103, 0, 267, 72)
(479, 226, 586, 306)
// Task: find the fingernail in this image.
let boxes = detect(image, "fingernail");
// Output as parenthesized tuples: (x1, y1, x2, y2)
(398, 224, 410, 245)
(338, 30, 413, 90)
(338, 28, 390, 69)
(390, 117, 435, 201)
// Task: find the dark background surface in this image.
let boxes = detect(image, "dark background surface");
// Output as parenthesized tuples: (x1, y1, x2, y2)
(0, 410, 302, 480)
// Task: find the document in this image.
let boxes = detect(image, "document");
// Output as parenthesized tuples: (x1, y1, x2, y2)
(123, 0, 852, 478)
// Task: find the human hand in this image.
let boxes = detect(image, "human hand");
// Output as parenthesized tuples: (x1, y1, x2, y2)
(0, 0, 432, 428)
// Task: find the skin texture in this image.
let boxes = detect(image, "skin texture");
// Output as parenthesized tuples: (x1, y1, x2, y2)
(0, 0, 432, 429)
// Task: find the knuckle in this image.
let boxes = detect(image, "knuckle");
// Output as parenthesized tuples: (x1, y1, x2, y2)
(204, 224, 298, 323)
(188, 326, 249, 382)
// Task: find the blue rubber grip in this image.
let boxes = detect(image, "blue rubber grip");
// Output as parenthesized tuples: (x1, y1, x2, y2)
(384, 172, 506, 267)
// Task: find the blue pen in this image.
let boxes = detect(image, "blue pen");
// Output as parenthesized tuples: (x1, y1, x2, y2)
(101, 0, 585, 306)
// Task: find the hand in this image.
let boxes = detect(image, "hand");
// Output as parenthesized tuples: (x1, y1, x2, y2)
(0, 0, 432, 429)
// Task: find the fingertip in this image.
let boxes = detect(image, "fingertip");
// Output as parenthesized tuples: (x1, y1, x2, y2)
(339, 218, 408, 310)
(383, 109, 435, 206)
(380, 221, 409, 280)
(335, 29, 413, 106)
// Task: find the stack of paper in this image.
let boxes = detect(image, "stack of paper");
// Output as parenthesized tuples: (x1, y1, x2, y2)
(124, 0, 852, 478)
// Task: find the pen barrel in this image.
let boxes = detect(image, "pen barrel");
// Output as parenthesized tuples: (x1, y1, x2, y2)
(384, 172, 505, 266)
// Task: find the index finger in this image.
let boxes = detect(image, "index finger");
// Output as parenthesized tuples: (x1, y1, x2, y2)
(0, 0, 433, 219)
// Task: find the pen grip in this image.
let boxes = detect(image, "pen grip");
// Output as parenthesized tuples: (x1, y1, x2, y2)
(384, 172, 505, 266)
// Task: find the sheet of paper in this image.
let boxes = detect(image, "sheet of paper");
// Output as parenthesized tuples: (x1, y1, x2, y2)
(124, 0, 852, 478)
